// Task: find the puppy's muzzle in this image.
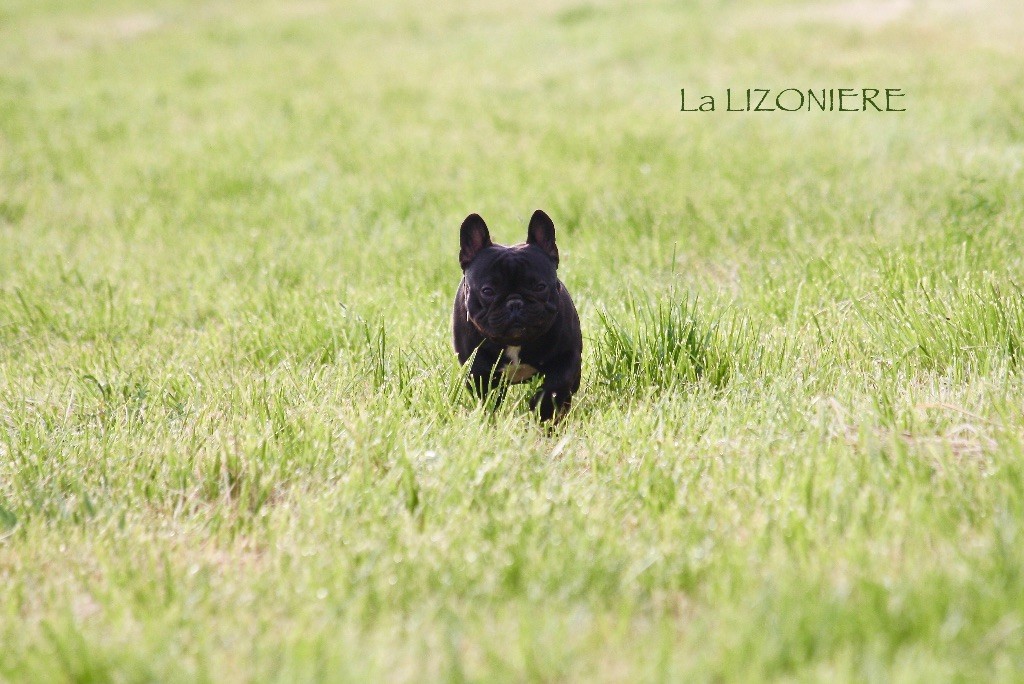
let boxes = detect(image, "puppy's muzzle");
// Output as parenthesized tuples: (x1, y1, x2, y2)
(505, 296, 524, 315)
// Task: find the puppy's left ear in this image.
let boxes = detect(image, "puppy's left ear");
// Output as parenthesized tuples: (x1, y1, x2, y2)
(526, 209, 558, 266)
(460, 213, 492, 270)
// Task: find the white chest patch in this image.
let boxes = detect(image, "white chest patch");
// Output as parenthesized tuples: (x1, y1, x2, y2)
(503, 345, 538, 383)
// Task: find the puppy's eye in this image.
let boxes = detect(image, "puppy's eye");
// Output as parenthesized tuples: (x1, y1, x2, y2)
(480, 286, 496, 297)
(532, 282, 548, 292)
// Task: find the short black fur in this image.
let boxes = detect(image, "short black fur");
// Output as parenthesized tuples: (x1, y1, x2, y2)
(453, 210, 582, 421)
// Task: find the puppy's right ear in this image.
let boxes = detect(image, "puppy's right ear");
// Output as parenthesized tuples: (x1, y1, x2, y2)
(526, 209, 558, 266)
(460, 213, 492, 269)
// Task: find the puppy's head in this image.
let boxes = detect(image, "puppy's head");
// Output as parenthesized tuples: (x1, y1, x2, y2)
(459, 210, 561, 345)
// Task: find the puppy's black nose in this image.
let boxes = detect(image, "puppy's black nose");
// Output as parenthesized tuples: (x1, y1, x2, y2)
(505, 297, 524, 315)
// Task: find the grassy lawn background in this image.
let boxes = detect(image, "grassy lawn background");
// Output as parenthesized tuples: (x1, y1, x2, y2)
(2, 0, 1023, 680)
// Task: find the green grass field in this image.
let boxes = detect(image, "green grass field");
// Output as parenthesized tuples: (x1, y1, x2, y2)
(2, 0, 1024, 680)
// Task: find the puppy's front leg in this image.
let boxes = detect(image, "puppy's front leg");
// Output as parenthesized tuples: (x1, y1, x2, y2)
(468, 348, 506, 409)
(529, 387, 572, 422)
(529, 356, 581, 422)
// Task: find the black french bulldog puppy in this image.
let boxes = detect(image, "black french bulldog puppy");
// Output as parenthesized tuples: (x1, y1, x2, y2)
(453, 209, 582, 422)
